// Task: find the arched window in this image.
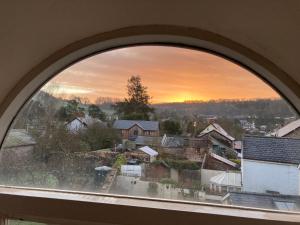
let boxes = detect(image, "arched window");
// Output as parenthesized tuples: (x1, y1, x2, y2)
(1, 46, 299, 214)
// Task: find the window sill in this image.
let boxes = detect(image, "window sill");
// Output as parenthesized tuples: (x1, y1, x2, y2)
(0, 186, 299, 225)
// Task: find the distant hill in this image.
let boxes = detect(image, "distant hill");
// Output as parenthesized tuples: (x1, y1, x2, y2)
(153, 99, 298, 119)
(29, 92, 299, 120)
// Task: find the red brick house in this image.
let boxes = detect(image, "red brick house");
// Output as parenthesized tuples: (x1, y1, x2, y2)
(113, 120, 159, 139)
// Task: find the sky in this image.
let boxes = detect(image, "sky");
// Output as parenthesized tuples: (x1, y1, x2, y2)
(43, 46, 280, 104)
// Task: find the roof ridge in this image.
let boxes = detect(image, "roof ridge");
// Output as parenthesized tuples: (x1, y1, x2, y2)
(244, 134, 300, 141)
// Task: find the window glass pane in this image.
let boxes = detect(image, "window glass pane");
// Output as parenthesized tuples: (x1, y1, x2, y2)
(1, 46, 299, 212)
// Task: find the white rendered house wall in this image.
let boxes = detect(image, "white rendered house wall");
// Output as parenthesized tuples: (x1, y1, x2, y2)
(242, 159, 300, 195)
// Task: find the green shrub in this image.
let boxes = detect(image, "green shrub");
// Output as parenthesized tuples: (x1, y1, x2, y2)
(160, 178, 178, 188)
(114, 154, 127, 170)
(165, 159, 200, 170)
(229, 159, 241, 165)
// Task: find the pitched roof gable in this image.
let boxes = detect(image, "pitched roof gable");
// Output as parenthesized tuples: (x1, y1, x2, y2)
(274, 119, 300, 137)
(199, 123, 235, 141)
(113, 120, 159, 131)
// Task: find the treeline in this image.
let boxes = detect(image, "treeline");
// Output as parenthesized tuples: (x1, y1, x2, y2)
(154, 99, 298, 119)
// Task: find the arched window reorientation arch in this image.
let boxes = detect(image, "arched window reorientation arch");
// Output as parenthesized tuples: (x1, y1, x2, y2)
(0, 29, 299, 214)
(1, 26, 299, 146)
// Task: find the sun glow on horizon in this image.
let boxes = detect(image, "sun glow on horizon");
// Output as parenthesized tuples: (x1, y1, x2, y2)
(43, 46, 280, 103)
(161, 92, 208, 103)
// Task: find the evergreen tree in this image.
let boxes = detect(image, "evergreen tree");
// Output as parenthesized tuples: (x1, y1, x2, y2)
(56, 98, 85, 121)
(113, 75, 154, 120)
(88, 104, 106, 121)
(161, 120, 182, 135)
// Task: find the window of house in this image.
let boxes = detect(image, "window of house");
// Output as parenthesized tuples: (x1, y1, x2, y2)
(0, 46, 299, 213)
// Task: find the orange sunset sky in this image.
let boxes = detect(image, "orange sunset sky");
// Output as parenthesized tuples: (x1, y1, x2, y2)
(44, 46, 279, 103)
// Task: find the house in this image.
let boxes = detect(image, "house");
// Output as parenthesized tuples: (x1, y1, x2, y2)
(195, 134, 237, 160)
(179, 134, 238, 164)
(198, 123, 235, 148)
(113, 120, 159, 139)
(239, 120, 256, 131)
(199, 123, 235, 142)
(223, 192, 300, 212)
(272, 119, 300, 138)
(66, 115, 105, 132)
(183, 123, 238, 162)
(242, 136, 300, 195)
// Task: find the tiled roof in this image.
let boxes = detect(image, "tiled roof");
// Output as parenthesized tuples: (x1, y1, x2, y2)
(113, 120, 159, 131)
(243, 136, 300, 164)
(225, 192, 300, 211)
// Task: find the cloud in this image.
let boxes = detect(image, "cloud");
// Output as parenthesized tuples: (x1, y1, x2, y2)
(42, 83, 95, 95)
(42, 46, 280, 103)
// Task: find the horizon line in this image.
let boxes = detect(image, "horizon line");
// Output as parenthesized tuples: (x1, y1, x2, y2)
(44, 91, 282, 104)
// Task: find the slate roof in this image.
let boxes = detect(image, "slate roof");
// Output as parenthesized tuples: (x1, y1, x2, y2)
(199, 123, 235, 141)
(2, 129, 36, 148)
(68, 115, 104, 127)
(161, 134, 184, 148)
(135, 136, 162, 146)
(225, 192, 300, 211)
(113, 120, 159, 131)
(243, 135, 300, 164)
(273, 119, 300, 137)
